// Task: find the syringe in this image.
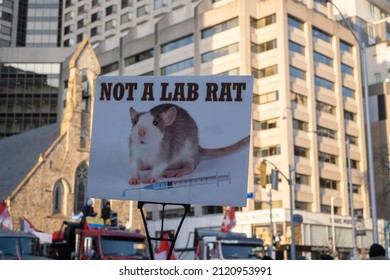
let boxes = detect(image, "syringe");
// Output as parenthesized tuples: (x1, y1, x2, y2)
(121, 172, 231, 197)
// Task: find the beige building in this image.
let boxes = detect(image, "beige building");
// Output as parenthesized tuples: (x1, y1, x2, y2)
(80, 0, 375, 259)
(0, 38, 143, 234)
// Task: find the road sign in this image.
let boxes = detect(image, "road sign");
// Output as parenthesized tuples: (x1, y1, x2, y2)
(293, 214, 303, 224)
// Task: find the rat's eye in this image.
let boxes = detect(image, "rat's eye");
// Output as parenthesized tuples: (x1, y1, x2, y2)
(133, 119, 138, 125)
(153, 120, 158, 126)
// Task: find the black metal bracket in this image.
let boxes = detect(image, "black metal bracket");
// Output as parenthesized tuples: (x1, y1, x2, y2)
(138, 201, 191, 260)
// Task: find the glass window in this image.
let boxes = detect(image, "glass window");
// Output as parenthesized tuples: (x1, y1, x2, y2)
(345, 134, 357, 145)
(121, 12, 133, 24)
(288, 15, 304, 30)
(250, 14, 276, 29)
(260, 119, 278, 130)
(125, 49, 154, 66)
(289, 40, 304, 55)
(252, 65, 278, 79)
(313, 27, 331, 43)
(74, 161, 88, 213)
(318, 151, 337, 164)
(293, 119, 308, 131)
(317, 125, 336, 139)
(161, 34, 193, 53)
(341, 63, 353, 77)
(316, 100, 335, 115)
(251, 39, 277, 53)
(121, 0, 133, 9)
(320, 178, 338, 190)
(290, 66, 306, 80)
(201, 17, 238, 39)
(260, 145, 281, 157)
(294, 146, 309, 158)
(201, 43, 239, 63)
(315, 75, 334, 90)
(253, 91, 278, 105)
(137, 5, 150, 17)
(342, 86, 355, 98)
(106, 5, 117, 16)
(340, 40, 352, 53)
(295, 173, 310, 184)
(314, 51, 332, 67)
(160, 58, 194, 75)
(344, 110, 356, 122)
(154, 0, 166, 10)
(105, 19, 117, 31)
(91, 12, 101, 23)
(291, 92, 307, 106)
(53, 180, 64, 214)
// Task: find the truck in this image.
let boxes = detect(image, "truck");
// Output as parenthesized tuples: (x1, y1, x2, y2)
(49, 221, 150, 260)
(0, 229, 50, 260)
(178, 229, 264, 260)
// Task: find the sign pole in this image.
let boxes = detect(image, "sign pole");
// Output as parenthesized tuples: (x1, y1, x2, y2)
(138, 201, 190, 260)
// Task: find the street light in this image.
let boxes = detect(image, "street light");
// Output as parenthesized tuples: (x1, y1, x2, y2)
(331, 196, 336, 258)
(325, 0, 378, 245)
(308, 131, 358, 259)
(262, 159, 295, 260)
(282, 107, 296, 260)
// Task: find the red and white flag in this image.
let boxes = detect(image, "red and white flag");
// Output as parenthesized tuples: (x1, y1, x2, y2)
(221, 206, 236, 232)
(0, 200, 12, 229)
(155, 233, 177, 260)
(23, 217, 36, 233)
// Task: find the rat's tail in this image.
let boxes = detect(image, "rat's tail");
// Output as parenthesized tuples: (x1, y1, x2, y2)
(199, 135, 250, 157)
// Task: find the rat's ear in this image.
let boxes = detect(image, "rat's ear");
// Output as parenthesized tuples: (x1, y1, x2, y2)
(161, 106, 177, 126)
(129, 107, 138, 122)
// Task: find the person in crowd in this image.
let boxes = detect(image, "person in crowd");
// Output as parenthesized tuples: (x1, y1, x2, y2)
(319, 254, 334, 260)
(101, 201, 111, 226)
(81, 198, 97, 227)
(368, 243, 388, 260)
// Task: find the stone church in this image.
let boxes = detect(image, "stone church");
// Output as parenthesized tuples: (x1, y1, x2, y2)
(0, 38, 143, 234)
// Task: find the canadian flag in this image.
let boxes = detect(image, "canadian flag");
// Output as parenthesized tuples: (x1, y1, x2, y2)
(23, 217, 36, 233)
(221, 206, 236, 232)
(155, 233, 177, 260)
(0, 200, 12, 229)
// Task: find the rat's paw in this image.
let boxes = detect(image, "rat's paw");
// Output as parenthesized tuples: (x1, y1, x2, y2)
(129, 177, 140, 185)
(143, 177, 157, 184)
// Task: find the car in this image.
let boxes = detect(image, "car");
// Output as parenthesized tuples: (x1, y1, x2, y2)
(0, 229, 50, 260)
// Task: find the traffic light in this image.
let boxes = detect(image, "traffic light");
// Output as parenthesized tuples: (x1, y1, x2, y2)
(259, 162, 267, 188)
(271, 169, 279, 190)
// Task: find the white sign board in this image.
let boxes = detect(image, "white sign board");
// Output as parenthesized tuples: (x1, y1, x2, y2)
(88, 76, 253, 206)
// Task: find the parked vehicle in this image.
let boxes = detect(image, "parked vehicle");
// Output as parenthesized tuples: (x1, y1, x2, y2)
(178, 229, 264, 260)
(0, 229, 50, 260)
(49, 221, 149, 260)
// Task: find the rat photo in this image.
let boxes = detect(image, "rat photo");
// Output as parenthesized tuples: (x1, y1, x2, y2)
(128, 103, 249, 185)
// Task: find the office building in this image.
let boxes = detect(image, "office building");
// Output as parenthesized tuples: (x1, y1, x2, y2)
(82, 0, 377, 259)
(0, 0, 72, 138)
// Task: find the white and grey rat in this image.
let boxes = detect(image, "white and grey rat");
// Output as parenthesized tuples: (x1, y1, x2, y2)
(128, 103, 249, 185)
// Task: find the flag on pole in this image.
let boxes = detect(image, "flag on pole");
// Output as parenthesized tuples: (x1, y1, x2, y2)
(23, 217, 36, 233)
(221, 206, 236, 232)
(155, 233, 177, 260)
(0, 200, 12, 229)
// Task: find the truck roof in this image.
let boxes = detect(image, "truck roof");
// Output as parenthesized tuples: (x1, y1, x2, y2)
(195, 229, 263, 245)
(81, 228, 146, 239)
(0, 229, 38, 239)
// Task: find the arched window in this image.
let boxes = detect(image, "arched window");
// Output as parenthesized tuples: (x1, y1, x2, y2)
(74, 161, 88, 213)
(53, 180, 64, 214)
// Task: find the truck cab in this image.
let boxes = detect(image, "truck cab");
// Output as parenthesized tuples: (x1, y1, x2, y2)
(50, 221, 149, 260)
(0, 229, 49, 260)
(195, 229, 264, 260)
